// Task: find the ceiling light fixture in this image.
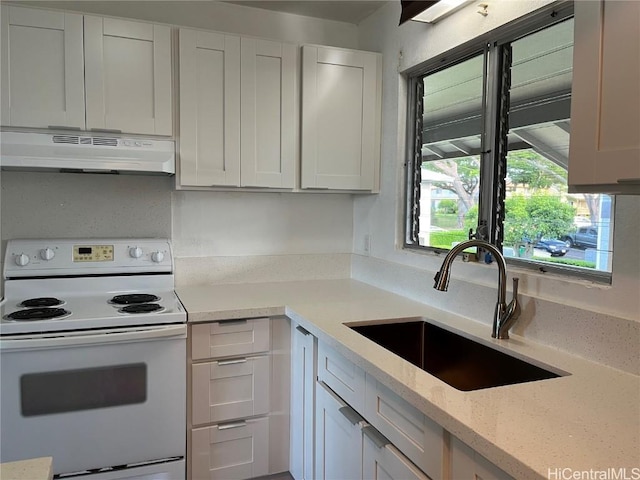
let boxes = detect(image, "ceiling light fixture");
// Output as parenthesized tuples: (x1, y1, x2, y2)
(399, 0, 475, 25)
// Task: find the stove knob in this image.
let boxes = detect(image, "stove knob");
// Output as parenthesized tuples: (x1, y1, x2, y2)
(15, 253, 30, 266)
(151, 251, 165, 263)
(129, 247, 143, 259)
(40, 248, 55, 261)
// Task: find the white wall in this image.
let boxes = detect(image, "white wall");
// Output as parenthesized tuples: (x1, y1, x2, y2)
(353, 0, 640, 323)
(172, 190, 353, 257)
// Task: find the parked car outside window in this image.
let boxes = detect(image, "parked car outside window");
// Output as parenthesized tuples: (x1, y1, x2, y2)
(561, 227, 597, 249)
(523, 237, 569, 257)
(534, 238, 569, 257)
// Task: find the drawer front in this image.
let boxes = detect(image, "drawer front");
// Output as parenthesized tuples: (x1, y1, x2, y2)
(365, 375, 443, 479)
(192, 355, 270, 426)
(191, 417, 269, 480)
(192, 318, 270, 360)
(363, 432, 430, 480)
(317, 341, 365, 412)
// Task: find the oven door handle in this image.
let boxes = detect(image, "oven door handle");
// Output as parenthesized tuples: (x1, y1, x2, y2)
(0, 324, 187, 351)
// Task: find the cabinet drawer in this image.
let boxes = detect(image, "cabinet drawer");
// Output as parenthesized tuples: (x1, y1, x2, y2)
(365, 375, 443, 479)
(363, 431, 430, 480)
(191, 417, 269, 480)
(317, 341, 365, 412)
(192, 318, 270, 360)
(192, 355, 270, 426)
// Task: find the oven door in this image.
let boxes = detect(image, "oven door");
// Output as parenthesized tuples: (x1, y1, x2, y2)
(0, 324, 186, 477)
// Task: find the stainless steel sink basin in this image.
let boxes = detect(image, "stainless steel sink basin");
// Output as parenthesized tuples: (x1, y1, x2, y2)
(348, 319, 565, 391)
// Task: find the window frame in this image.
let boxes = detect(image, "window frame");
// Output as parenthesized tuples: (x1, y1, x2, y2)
(403, 2, 613, 284)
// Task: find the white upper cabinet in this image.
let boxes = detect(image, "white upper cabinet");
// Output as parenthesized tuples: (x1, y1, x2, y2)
(84, 16, 172, 136)
(179, 29, 241, 187)
(568, 0, 640, 193)
(240, 38, 297, 188)
(1, 6, 172, 136)
(301, 45, 382, 191)
(1, 6, 85, 129)
(178, 29, 297, 188)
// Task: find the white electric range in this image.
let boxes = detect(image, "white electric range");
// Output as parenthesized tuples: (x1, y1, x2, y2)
(0, 238, 187, 480)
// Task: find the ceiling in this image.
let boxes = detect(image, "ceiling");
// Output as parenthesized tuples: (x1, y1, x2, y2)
(222, 1, 389, 24)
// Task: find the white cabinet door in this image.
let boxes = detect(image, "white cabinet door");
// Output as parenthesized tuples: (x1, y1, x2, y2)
(84, 16, 172, 136)
(179, 29, 241, 187)
(568, 0, 640, 193)
(290, 323, 316, 480)
(191, 417, 270, 480)
(241, 38, 297, 188)
(315, 382, 363, 480)
(363, 430, 430, 480)
(450, 436, 512, 480)
(301, 45, 381, 191)
(1, 5, 85, 129)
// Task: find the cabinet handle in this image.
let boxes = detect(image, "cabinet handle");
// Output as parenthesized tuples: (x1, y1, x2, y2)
(362, 425, 391, 449)
(89, 128, 122, 134)
(217, 319, 248, 326)
(218, 358, 247, 366)
(296, 325, 311, 336)
(48, 125, 81, 131)
(217, 420, 247, 430)
(338, 405, 364, 425)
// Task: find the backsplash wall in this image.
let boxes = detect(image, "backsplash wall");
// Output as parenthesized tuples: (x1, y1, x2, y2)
(1, 171, 173, 250)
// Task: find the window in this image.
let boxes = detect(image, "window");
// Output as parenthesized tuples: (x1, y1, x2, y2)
(405, 5, 614, 281)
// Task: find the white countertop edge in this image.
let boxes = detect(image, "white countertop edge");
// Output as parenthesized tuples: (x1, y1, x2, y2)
(0, 457, 53, 480)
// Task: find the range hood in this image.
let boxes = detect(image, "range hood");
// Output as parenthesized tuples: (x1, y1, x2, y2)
(0, 131, 175, 175)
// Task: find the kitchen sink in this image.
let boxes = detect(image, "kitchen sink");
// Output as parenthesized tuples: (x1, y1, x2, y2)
(348, 319, 565, 391)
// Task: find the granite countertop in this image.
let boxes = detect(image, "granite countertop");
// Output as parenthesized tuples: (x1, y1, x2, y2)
(176, 279, 640, 480)
(0, 457, 53, 480)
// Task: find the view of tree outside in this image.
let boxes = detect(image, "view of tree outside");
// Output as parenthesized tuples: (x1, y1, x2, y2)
(419, 149, 613, 272)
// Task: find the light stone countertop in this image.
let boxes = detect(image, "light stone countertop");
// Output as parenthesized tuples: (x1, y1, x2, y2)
(0, 457, 53, 480)
(176, 279, 640, 480)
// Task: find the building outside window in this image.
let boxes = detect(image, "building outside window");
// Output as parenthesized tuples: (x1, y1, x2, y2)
(405, 7, 614, 282)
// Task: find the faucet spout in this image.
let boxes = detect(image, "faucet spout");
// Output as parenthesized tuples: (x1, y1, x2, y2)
(433, 239, 520, 339)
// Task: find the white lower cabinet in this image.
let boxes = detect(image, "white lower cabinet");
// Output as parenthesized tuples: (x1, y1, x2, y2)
(191, 355, 270, 426)
(191, 417, 269, 480)
(188, 317, 290, 480)
(449, 435, 512, 480)
(315, 381, 364, 479)
(364, 375, 443, 479)
(308, 339, 513, 480)
(363, 432, 430, 480)
(315, 380, 428, 480)
(290, 323, 316, 480)
(317, 341, 365, 411)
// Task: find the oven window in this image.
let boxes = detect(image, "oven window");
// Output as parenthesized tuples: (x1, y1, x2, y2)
(20, 364, 147, 416)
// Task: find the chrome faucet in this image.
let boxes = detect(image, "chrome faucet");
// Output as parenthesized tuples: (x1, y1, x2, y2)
(433, 239, 521, 339)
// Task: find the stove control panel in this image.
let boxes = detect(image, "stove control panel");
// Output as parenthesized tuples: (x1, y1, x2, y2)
(74, 245, 114, 262)
(4, 239, 174, 278)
